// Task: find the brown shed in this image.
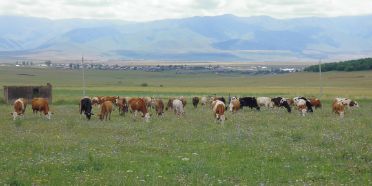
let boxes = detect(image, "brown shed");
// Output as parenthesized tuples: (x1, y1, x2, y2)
(3, 83, 52, 104)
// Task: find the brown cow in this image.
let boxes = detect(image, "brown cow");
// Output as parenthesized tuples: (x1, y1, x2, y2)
(154, 99, 164, 116)
(332, 100, 345, 118)
(99, 101, 113, 121)
(32, 98, 53, 119)
(179, 96, 187, 108)
(310, 98, 322, 109)
(212, 100, 226, 124)
(192, 97, 199, 108)
(102, 96, 118, 104)
(165, 98, 175, 111)
(128, 98, 150, 122)
(11, 98, 27, 120)
(116, 97, 128, 116)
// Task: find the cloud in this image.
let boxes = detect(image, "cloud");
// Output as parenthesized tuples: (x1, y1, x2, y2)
(0, 0, 372, 21)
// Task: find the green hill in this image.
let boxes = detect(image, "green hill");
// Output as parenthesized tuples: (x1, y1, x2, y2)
(304, 58, 372, 72)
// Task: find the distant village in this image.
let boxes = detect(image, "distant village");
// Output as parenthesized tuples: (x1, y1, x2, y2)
(7, 60, 303, 75)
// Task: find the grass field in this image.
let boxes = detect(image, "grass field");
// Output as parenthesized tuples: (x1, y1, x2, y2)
(0, 67, 371, 185)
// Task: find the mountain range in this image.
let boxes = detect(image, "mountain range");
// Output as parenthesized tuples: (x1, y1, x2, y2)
(1, 14, 372, 62)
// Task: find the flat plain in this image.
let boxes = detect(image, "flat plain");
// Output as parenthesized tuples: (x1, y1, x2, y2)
(0, 66, 371, 185)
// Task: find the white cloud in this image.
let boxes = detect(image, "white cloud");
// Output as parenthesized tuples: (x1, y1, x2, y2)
(0, 0, 372, 21)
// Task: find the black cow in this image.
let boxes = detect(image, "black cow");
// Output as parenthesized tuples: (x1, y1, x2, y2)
(80, 97, 94, 120)
(271, 97, 291, 113)
(298, 97, 313, 113)
(192, 97, 199, 108)
(239, 97, 260, 110)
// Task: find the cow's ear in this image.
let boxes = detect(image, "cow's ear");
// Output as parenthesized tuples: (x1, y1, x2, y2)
(10, 112, 13, 115)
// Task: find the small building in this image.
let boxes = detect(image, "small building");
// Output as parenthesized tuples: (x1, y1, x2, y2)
(3, 83, 52, 104)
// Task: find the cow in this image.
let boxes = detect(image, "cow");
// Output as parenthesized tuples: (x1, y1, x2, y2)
(32, 98, 53, 119)
(200, 96, 208, 108)
(271, 97, 291, 113)
(239, 97, 260, 110)
(257, 97, 274, 109)
(98, 101, 113, 121)
(335, 98, 359, 109)
(229, 97, 240, 112)
(332, 100, 345, 118)
(116, 97, 128, 116)
(285, 98, 295, 106)
(128, 98, 150, 122)
(212, 100, 226, 124)
(91, 96, 104, 105)
(296, 99, 308, 116)
(310, 98, 322, 109)
(80, 97, 94, 120)
(192, 97, 199, 108)
(142, 96, 153, 108)
(179, 96, 187, 108)
(172, 99, 185, 116)
(11, 98, 27, 120)
(165, 98, 175, 111)
(213, 97, 226, 104)
(154, 99, 164, 116)
(293, 97, 313, 113)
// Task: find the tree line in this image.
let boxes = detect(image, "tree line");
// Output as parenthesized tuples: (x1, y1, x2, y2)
(304, 58, 372, 72)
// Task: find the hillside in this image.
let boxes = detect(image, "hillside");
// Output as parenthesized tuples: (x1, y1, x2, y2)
(304, 58, 372, 72)
(1, 14, 372, 61)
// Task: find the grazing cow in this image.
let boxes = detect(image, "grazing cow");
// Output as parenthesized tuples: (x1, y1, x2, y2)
(332, 100, 345, 118)
(80, 97, 94, 120)
(91, 96, 104, 105)
(201, 96, 208, 107)
(99, 101, 113, 121)
(143, 96, 153, 108)
(257, 97, 274, 108)
(154, 99, 164, 116)
(310, 98, 322, 109)
(128, 98, 150, 122)
(192, 97, 199, 108)
(296, 99, 308, 116)
(179, 96, 187, 108)
(172, 99, 185, 116)
(212, 100, 226, 124)
(32, 98, 53, 119)
(271, 97, 291, 113)
(213, 97, 226, 104)
(335, 98, 359, 109)
(293, 97, 313, 113)
(165, 98, 175, 111)
(116, 97, 128, 116)
(229, 97, 240, 112)
(239, 97, 260, 110)
(11, 98, 27, 120)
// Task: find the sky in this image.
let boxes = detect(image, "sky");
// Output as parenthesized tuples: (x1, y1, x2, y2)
(1, 0, 372, 21)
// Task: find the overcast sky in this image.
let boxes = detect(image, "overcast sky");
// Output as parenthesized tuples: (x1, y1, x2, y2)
(1, 0, 372, 21)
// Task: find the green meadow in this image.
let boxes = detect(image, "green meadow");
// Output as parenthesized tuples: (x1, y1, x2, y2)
(0, 66, 371, 185)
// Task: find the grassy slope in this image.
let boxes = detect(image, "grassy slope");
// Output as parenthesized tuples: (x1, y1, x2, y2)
(0, 67, 371, 184)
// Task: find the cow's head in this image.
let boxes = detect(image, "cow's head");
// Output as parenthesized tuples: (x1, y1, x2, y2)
(85, 111, 94, 120)
(144, 113, 150, 122)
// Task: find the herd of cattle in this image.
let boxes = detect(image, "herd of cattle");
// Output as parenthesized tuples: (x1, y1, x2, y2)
(10, 95, 359, 122)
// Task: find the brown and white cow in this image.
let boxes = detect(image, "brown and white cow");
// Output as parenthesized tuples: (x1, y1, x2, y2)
(335, 98, 359, 109)
(99, 101, 113, 121)
(296, 99, 308, 116)
(310, 98, 322, 109)
(332, 100, 345, 118)
(11, 98, 27, 120)
(91, 96, 104, 105)
(32, 98, 53, 119)
(229, 97, 240, 113)
(116, 97, 128, 116)
(128, 98, 150, 122)
(212, 100, 226, 124)
(179, 96, 187, 108)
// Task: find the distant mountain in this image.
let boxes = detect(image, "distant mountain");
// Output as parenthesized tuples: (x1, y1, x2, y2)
(1, 14, 372, 62)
